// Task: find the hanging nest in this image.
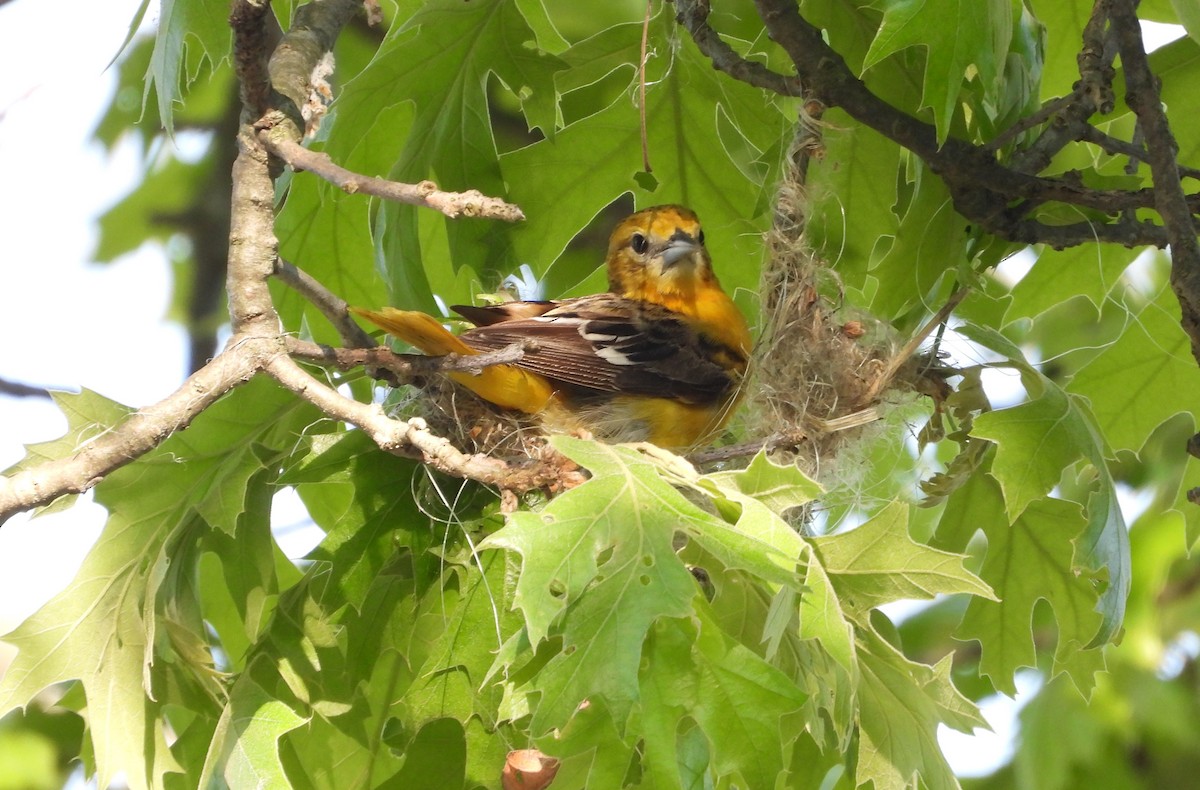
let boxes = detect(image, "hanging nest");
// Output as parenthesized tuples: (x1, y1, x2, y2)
(742, 108, 954, 477)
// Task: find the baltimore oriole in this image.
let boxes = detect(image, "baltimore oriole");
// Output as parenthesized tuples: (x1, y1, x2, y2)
(353, 205, 751, 449)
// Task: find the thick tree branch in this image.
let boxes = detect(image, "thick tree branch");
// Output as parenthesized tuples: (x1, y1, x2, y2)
(259, 135, 526, 221)
(0, 344, 267, 522)
(262, 0, 361, 141)
(230, 0, 273, 119)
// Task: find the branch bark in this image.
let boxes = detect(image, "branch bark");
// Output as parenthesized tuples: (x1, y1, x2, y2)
(1108, 0, 1200, 365)
(0, 346, 266, 522)
(274, 258, 377, 349)
(284, 336, 532, 380)
(259, 136, 526, 221)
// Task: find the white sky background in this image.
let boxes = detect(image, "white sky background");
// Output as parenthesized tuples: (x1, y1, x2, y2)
(0, 0, 176, 628)
(0, 0, 1186, 782)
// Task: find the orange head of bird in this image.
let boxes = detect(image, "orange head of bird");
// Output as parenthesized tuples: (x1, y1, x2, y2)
(605, 205, 718, 306)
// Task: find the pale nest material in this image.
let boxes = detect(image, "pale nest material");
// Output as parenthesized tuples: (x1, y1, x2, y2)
(745, 119, 950, 477)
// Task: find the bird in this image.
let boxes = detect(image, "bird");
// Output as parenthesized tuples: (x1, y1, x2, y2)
(352, 205, 752, 449)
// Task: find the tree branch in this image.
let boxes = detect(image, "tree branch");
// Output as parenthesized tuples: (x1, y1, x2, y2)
(0, 344, 267, 522)
(230, 0, 273, 119)
(1108, 0, 1200, 365)
(284, 336, 532, 380)
(0, 376, 53, 400)
(266, 355, 581, 491)
(671, 0, 803, 97)
(261, 0, 361, 141)
(258, 135, 526, 221)
(273, 258, 377, 349)
(1007, 0, 1118, 173)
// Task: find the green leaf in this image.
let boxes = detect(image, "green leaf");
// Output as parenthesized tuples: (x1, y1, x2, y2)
(5, 389, 132, 485)
(323, 0, 566, 306)
(1068, 288, 1200, 453)
(1027, 0, 1096, 98)
(275, 178, 390, 344)
(797, 555, 857, 749)
(962, 322, 1097, 520)
(958, 323, 1130, 647)
(972, 373, 1093, 520)
(535, 699, 634, 789)
(803, 113, 904, 292)
(501, 15, 786, 300)
(701, 450, 823, 517)
(388, 718, 467, 790)
(1006, 244, 1135, 323)
(284, 431, 426, 610)
(855, 626, 986, 790)
(955, 477, 1104, 695)
(199, 677, 307, 790)
(405, 554, 522, 725)
(868, 162, 968, 319)
(1171, 0, 1200, 43)
(481, 440, 703, 732)
(0, 724, 67, 790)
(864, 0, 1012, 142)
(145, 0, 231, 135)
(811, 500, 996, 613)
(639, 611, 807, 789)
(694, 452, 817, 586)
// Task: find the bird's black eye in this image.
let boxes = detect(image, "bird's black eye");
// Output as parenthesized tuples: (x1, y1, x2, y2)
(631, 233, 649, 254)
(697, 229, 705, 245)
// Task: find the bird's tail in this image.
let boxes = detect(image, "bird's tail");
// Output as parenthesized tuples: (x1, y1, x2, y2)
(351, 307, 477, 356)
(351, 306, 554, 414)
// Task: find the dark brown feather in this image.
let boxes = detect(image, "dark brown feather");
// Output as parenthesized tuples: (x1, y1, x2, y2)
(455, 295, 742, 405)
(453, 302, 557, 326)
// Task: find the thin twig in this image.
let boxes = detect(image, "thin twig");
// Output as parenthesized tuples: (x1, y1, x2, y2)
(672, 0, 803, 96)
(1007, 0, 1118, 174)
(857, 287, 970, 406)
(983, 93, 1077, 152)
(284, 337, 531, 379)
(687, 430, 808, 466)
(639, 0, 653, 173)
(273, 258, 377, 349)
(258, 134, 525, 222)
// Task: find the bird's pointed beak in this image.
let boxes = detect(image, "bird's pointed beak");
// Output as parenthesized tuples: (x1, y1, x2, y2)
(661, 236, 701, 268)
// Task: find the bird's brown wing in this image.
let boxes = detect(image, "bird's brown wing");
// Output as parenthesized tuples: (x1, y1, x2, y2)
(457, 295, 740, 404)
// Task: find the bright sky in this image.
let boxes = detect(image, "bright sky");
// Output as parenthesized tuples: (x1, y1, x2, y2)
(0, 0, 1186, 781)
(0, 0, 174, 633)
